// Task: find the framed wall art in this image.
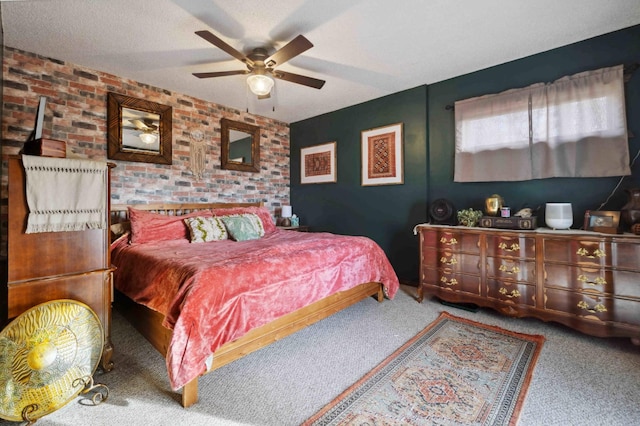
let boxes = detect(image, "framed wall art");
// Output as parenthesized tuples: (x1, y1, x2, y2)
(300, 142, 337, 184)
(107, 92, 172, 165)
(361, 122, 403, 186)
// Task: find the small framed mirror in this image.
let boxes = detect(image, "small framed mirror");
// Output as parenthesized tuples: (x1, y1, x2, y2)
(107, 92, 172, 164)
(221, 118, 260, 172)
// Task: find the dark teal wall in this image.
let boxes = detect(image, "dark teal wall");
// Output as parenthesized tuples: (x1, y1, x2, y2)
(229, 136, 252, 162)
(290, 86, 428, 283)
(290, 24, 640, 285)
(429, 25, 640, 225)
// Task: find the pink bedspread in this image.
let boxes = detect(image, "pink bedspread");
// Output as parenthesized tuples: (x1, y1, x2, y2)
(111, 229, 399, 390)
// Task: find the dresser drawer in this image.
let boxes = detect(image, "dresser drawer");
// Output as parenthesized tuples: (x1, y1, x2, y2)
(544, 238, 611, 267)
(421, 229, 481, 253)
(422, 248, 481, 273)
(612, 271, 640, 299)
(612, 241, 640, 270)
(544, 288, 612, 321)
(486, 280, 536, 307)
(544, 265, 640, 299)
(485, 235, 535, 259)
(486, 257, 536, 283)
(544, 288, 640, 326)
(422, 269, 481, 295)
(544, 264, 613, 294)
(609, 297, 640, 326)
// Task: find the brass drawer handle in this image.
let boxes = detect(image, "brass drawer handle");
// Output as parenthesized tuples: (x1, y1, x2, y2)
(440, 256, 458, 266)
(499, 287, 521, 298)
(440, 237, 458, 245)
(577, 301, 607, 313)
(440, 276, 458, 286)
(577, 275, 607, 286)
(576, 248, 606, 259)
(498, 264, 520, 274)
(498, 242, 520, 252)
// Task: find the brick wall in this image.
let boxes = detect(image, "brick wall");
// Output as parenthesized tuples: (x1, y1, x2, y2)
(1, 46, 290, 256)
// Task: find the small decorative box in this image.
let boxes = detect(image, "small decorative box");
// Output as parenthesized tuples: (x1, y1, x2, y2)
(479, 216, 537, 230)
(22, 138, 66, 158)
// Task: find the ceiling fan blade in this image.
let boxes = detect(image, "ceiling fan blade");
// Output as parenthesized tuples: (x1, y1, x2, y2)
(129, 119, 152, 130)
(265, 35, 313, 67)
(273, 70, 325, 89)
(195, 30, 253, 67)
(193, 70, 249, 78)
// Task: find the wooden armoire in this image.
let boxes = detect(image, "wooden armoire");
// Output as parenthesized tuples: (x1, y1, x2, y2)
(6, 156, 114, 371)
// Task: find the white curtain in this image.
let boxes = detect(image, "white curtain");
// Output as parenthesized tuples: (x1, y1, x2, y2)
(454, 65, 630, 182)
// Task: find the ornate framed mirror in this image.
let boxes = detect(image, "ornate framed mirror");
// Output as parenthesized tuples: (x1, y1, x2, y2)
(107, 92, 172, 164)
(221, 118, 260, 172)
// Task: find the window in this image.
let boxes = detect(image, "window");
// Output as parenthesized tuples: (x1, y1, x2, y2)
(454, 65, 630, 182)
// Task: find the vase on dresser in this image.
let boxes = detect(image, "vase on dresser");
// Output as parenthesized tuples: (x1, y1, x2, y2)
(621, 188, 640, 231)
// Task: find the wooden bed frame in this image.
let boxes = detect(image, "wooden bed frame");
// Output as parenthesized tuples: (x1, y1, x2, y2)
(110, 202, 384, 407)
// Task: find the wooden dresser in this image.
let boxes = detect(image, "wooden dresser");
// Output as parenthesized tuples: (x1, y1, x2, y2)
(6, 156, 114, 370)
(417, 224, 640, 341)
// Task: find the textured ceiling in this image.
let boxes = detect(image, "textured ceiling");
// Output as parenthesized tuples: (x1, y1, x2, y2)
(3, 0, 640, 124)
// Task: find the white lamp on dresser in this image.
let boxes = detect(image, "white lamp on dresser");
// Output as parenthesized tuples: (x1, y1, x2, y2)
(545, 203, 573, 229)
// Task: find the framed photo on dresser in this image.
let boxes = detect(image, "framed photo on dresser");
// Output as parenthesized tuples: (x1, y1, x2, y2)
(584, 210, 620, 233)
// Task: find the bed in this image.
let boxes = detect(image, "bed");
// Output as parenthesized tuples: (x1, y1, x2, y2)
(109, 202, 400, 407)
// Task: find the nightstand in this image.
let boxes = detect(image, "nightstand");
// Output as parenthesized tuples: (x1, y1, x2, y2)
(277, 225, 310, 232)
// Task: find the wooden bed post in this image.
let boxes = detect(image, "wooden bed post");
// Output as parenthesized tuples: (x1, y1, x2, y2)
(182, 379, 199, 407)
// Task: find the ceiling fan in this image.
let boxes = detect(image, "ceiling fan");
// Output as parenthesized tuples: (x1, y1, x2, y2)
(124, 118, 159, 144)
(192, 30, 326, 98)
(126, 118, 158, 133)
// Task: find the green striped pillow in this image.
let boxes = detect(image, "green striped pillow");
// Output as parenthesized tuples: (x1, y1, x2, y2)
(184, 216, 228, 243)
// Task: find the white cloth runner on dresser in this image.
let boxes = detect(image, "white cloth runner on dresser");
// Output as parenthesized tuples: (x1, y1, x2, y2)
(22, 155, 108, 233)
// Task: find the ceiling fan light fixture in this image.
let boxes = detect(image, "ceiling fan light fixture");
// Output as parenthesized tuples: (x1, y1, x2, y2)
(139, 133, 158, 145)
(247, 74, 274, 96)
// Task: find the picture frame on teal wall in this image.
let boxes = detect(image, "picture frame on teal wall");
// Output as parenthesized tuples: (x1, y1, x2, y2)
(361, 122, 403, 186)
(301, 141, 337, 184)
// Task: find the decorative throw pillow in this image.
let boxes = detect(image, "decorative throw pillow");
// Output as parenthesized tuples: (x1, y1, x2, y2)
(244, 213, 265, 236)
(110, 221, 130, 241)
(212, 206, 276, 234)
(128, 207, 213, 244)
(220, 214, 264, 241)
(184, 216, 228, 243)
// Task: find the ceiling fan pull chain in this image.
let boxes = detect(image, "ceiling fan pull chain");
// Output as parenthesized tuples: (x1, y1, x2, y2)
(245, 84, 250, 113)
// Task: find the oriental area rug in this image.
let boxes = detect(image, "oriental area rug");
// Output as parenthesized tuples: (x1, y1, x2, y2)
(304, 312, 545, 426)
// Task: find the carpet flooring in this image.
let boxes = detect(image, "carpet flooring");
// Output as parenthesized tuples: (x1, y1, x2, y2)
(304, 312, 544, 425)
(0, 285, 638, 425)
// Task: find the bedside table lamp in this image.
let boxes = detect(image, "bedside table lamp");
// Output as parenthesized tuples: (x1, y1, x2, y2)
(281, 205, 292, 227)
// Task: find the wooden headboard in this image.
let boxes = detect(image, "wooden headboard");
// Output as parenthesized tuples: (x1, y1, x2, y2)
(110, 202, 263, 225)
